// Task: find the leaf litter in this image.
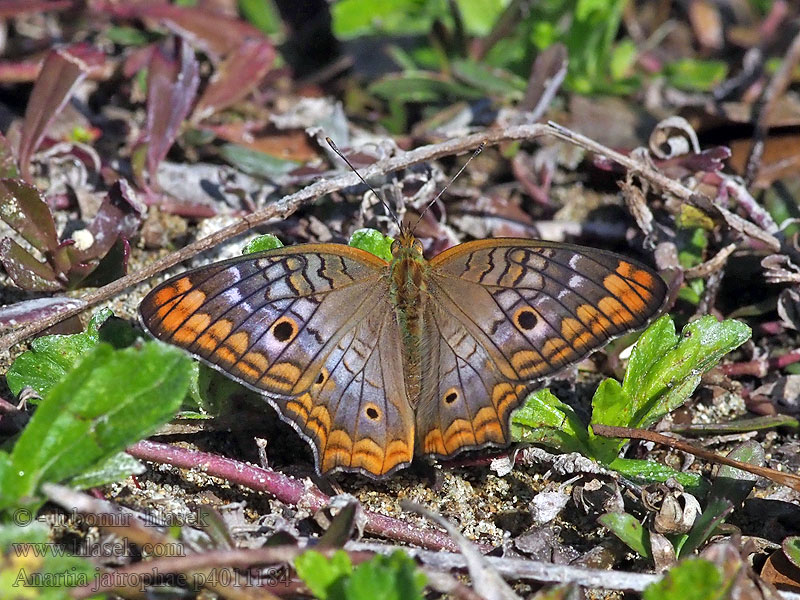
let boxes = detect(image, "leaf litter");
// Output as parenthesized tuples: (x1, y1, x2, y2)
(0, 1, 799, 598)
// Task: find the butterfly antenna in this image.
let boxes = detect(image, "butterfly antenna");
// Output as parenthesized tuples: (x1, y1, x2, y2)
(411, 142, 485, 233)
(326, 137, 404, 233)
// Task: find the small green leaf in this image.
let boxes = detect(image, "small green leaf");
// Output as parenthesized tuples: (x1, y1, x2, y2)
(238, 0, 281, 34)
(294, 550, 353, 600)
(106, 25, 153, 46)
(511, 389, 592, 454)
(643, 559, 723, 600)
(66, 452, 146, 490)
(606, 458, 707, 495)
(598, 512, 651, 559)
(345, 551, 426, 600)
(451, 59, 525, 99)
(368, 72, 483, 103)
(349, 229, 394, 262)
(0, 341, 193, 513)
(242, 234, 284, 255)
(679, 498, 733, 558)
(609, 39, 637, 81)
(5, 309, 113, 397)
(707, 440, 764, 508)
(665, 59, 728, 92)
(783, 537, 800, 569)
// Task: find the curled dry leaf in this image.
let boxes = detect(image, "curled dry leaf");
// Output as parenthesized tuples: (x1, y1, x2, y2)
(649, 532, 678, 573)
(750, 377, 800, 417)
(572, 477, 624, 515)
(762, 254, 800, 284)
(777, 288, 800, 330)
(652, 492, 701, 535)
(761, 537, 800, 592)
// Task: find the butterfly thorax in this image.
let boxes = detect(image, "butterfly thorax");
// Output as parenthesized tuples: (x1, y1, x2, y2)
(389, 233, 428, 406)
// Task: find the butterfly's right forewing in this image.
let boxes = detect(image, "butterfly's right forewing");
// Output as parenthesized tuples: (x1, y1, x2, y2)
(414, 238, 667, 459)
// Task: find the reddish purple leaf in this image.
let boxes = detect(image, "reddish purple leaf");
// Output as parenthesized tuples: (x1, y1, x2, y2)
(81, 237, 130, 287)
(677, 146, 732, 173)
(0, 297, 85, 328)
(193, 38, 275, 120)
(0, 179, 58, 252)
(0, 237, 60, 291)
(145, 38, 200, 187)
(17, 47, 88, 180)
(0, 0, 74, 18)
(139, 4, 263, 60)
(73, 179, 144, 262)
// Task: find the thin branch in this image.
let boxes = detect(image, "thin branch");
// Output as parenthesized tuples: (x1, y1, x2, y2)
(591, 424, 800, 491)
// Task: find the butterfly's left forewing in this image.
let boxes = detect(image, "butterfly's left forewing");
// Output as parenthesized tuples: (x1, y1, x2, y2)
(140, 245, 415, 476)
(415, 239, 667, 457)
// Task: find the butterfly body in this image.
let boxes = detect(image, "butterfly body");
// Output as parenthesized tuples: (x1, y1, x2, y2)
(140, 230, 667, 478)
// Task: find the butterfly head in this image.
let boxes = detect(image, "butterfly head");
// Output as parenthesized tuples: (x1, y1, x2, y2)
(391, 229, 424, 260)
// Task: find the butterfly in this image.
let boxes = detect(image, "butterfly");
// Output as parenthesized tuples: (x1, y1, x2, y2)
(139, 227, 667, 478)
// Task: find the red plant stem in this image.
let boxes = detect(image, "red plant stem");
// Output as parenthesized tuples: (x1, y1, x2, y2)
(127, 440, 467, 553)
(721, 349, 800, 377)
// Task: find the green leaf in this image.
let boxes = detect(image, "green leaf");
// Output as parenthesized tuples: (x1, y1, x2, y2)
(609, 39, 637, 81)
(66, 452, 146, 490)
(294, 550, 353, 600)
(349, 229, 394, 262)
(105, 25, 153, 46)
(238, 0, 281, 34)
(219, 144, 300, 179)
(607, 458, 707, 495)
(511, 389, 592, 454)
(345, 551, 426, 600)
(589, 316, 751, 461)
(706, 441, 764, 508)
(665, 59, 728, 92)
(295, 550, 425, 600)
(0, 342, 193, 512)
(679, 498, 733, 558)
(242, 234, 284, 255)
(598, 512, 651, 559)
(643, 559, 724, 600)
(451, 59, 526, 99)
(368, 72, 483, 103)
(784, 537, 800, 569)
(5, 309, 113, 398)
(332, 0, 449, 38)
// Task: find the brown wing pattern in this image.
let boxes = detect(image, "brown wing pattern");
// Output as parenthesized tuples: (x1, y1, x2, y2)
(416, 239, 666, 458)
(139, 245, 415, 476)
